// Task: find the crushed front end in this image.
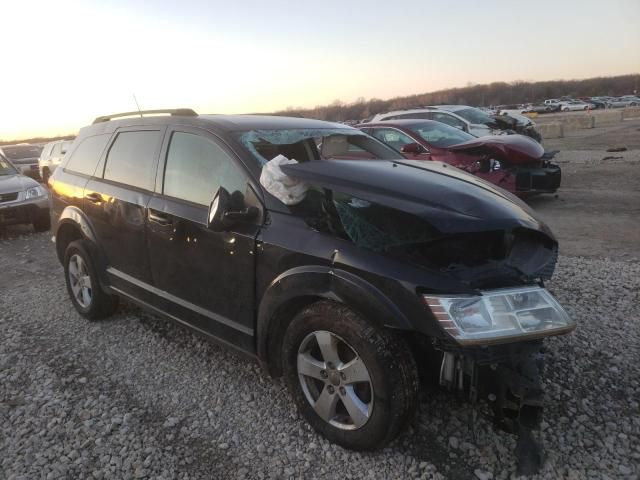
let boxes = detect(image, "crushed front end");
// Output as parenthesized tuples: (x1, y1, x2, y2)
(276, 158, 574, 473)
(423, 284, 574, 474)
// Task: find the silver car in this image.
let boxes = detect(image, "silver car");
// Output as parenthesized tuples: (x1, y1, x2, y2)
(39, 139, 73, 183)
(0, 152, 50, 231)
(370, 106, 498, 137)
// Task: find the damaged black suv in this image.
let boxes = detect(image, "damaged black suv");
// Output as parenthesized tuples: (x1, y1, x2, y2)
(50, 109, 574, 462)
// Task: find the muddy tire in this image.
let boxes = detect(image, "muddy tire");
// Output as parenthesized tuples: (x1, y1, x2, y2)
(282, 300, 419, 450)
(64, 240, 118, 320)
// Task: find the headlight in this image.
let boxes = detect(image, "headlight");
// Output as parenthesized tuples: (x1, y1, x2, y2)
(424, 286, 574, 345)
(24, 186, 46, 199)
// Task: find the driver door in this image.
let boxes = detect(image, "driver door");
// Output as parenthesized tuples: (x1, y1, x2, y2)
(146, 127, 262, 351)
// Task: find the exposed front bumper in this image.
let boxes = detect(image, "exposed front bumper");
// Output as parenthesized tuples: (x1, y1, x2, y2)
(0, 197, 49, 226)
(515, 163, 561, 194)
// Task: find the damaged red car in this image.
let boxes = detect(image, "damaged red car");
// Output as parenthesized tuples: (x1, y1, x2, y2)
(358, 120, 561, 197)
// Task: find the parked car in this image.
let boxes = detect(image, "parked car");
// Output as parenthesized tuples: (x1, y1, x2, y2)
(0, 144, 43, 180)
(543, 99, 563, 107)
(369, 107, 497, 135)
(558, 100, 591, 112)
(370, 105, 542, 141)
(606, 97, 640, 108)
(526, 103, 559, 113)
(583, 98, 607, 109)
(0, 151, 50, 231)
(50, 109, 574, 470)
(39, 139, 73, 183)
(358, 119, 560, 197)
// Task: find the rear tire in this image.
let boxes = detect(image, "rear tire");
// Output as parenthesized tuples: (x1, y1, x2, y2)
(64, 240, 118, 320)
(282, 300, 419, 450)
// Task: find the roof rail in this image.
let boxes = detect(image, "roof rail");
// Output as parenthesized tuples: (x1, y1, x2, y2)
(92, 108, 198, 124)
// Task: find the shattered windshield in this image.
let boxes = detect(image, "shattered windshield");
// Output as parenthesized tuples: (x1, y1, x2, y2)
(453, 108, 495, 125)
(235, 128, 400, 166)
(331, 193, 437, 252)
(407, 122, 474, 148)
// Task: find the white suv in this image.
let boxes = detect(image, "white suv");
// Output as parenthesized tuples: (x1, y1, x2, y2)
(39, 140, 72, 183)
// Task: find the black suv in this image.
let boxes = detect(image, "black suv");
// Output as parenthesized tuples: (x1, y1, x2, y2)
(50, 109, 574, 463)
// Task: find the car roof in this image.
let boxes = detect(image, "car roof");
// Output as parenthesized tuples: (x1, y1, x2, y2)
(198, 114, 346, 131)
(80, 113, 349, 136)
(432, 105, 470, 112)
(357, 119, 444, 128)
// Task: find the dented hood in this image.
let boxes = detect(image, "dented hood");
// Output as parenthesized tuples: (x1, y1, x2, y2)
(446, 134, 544, 164)
(280, 159, 554, 237)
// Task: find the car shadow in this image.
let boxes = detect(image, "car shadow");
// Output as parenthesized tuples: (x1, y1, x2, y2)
(0, 224, 44, 241)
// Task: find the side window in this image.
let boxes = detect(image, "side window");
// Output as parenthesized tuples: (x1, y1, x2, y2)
(432, 113, 465, 129)
(51, 143, 61, 156)
(163, 132, 246, 206)
(397, 113, 433, 120)
(371, 128, 415, 152)
(104, 131, 160, 190)
(64, 134, 111, 176)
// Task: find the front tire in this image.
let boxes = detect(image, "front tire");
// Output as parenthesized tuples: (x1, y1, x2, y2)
(64, 240, 118, 320)
(282, 301, 419, 450)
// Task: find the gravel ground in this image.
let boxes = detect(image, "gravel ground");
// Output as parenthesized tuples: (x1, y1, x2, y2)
(1, 228, 639, 480)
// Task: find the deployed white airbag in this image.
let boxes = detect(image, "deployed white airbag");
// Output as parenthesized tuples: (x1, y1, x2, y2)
(260, 155, 309, 205)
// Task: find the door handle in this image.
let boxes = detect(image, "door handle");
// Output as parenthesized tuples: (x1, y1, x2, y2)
(148, 210, 172, 226)
(85, 192, 102, 203)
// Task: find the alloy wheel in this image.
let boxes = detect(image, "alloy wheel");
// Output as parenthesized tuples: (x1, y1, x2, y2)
(68, 254, 92, 308)
(297, 330, 373, 430)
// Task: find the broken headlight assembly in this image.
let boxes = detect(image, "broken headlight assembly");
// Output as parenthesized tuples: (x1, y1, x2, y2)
(424, 286, 574, 345)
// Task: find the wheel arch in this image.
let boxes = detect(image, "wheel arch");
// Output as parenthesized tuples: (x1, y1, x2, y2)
(55, 206, 100, 263)
(256, 265, 414, 377)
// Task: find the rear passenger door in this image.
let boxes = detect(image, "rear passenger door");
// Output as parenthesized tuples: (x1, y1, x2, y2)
(145, 127, 260, 351)
(83, 127, 165, 287)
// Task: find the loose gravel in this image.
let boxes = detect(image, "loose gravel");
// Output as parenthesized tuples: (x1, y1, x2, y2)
(1, 229, 639, 479)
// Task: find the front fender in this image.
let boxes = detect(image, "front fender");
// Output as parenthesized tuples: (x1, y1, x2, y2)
(256, 265, 415, 372)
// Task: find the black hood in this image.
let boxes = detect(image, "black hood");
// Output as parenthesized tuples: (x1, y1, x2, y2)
(281, 159, 554, 238)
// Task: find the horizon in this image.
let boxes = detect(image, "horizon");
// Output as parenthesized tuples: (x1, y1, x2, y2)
(1, 0, 639, 139)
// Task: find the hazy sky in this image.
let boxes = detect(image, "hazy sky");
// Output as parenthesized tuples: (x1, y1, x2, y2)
(1, 0, 639, 139)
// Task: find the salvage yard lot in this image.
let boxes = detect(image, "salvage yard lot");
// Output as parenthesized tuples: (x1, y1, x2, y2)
(1, 121, 639, 479)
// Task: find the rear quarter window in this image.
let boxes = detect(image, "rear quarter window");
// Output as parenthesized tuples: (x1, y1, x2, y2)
(64, 134, 111, 176)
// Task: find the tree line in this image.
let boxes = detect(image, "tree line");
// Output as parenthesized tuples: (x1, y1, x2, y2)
(274, 73, 640, 122)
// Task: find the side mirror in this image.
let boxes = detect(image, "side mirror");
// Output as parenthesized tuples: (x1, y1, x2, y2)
(208, 187, 258, 232)
(400, 142, 426, 154)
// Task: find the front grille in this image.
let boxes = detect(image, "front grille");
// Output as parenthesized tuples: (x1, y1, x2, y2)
(0, 192, 19, 203)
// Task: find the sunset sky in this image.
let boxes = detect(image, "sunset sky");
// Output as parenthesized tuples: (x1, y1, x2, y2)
(1, 0, 639, 139)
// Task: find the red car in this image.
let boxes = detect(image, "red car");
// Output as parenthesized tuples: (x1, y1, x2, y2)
(358, 120, 561, 197)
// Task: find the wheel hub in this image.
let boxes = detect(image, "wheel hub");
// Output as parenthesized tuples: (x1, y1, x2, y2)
(297, 330, 374, 430)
